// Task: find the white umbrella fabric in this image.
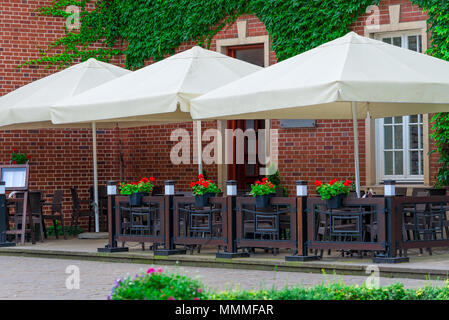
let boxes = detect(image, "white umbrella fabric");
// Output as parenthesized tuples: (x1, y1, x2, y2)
(51, 46, 262, 174)
(191, 32, 449, 196)
(0, 58, 131, 231)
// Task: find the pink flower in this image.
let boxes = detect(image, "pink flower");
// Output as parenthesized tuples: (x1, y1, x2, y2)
(157, 268, 163, 273)
(146, 268, 156, 274)
(194, 298, 200, 300)
(197, 288, 202, 293)
(168, 297, 175, 300)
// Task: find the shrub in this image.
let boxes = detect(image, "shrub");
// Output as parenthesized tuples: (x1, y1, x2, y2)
(110, 270, 449, 300)
(190, 174, 220, 196)
(109, 268, 208, 300)
(45, 221, 83, 236)
(11, 148, 31, 164)
(119, 177, 156, 195)
(315, 179, 352, 200)
(211, 281, 449, 300)
(250, 178, 276, 197)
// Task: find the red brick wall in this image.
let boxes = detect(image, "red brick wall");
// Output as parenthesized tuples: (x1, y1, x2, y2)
(0, 0, 435, 229)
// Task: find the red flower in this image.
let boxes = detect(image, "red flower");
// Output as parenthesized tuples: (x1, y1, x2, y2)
(149, 177, 155, 182)
(262, 177, 268, 182)
(190, 182, 195, 188)
(140, 177, 149, 183)
(198, 174, 204, 180)
(13, 148, 18, 153)
(329, 179, 338, 186)
(202, 181, 209, 188)
(315, 180, 322, 187)
(255, 181, 261, 185)
(26, 154, 31, 159)
(12, 160, 17, 164)
(343, 180, 352, 187)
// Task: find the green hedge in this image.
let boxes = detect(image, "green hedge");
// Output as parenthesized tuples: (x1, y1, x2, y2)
(110, 268, 449, 300)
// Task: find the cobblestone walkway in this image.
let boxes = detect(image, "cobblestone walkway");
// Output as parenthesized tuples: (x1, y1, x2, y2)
(0, 256, 445, 300)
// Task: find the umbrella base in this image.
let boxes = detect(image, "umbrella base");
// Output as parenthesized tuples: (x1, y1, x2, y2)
(98, 245, 129, 253)
(216, 252, 249, 259)
(0, 242, 15, 248)
(285, 255, 320, 262)
(154, 249, 186, 256)
(372, 256, 409, 264)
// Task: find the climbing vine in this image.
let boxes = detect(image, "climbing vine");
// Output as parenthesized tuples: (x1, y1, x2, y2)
(411, 0, 449, 187)
(25, 0, 378, 69)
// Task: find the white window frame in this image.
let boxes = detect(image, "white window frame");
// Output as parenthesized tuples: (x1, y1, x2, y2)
(375, 116, 424, 183)
(374, 30, 424, 184)
(374, 31, 423, 52)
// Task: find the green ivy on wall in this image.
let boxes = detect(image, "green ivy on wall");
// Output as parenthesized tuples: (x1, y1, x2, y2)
(411, 0, 449, 187)
(25, 0, 378, 69)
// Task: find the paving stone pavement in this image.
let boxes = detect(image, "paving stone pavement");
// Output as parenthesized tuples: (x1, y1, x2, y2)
(0, 256, 446, 300)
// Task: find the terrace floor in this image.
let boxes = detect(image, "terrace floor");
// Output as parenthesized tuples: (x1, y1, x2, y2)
(2, 236, 449, 280)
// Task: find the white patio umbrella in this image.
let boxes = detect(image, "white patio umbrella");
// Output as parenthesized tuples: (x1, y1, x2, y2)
(191, 32, 449, 197)
(51, 46, 262, 174)
(0, 58, 131, 232)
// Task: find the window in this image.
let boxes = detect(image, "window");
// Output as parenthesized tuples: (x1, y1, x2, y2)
(381, 34, 422, 52)
(227, 44, 265, 67)
(375, 32, 424, 182)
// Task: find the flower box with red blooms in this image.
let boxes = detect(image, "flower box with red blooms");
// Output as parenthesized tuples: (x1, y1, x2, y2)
(11, 148, 31, 165)
(190, 174, 220, 207)
(120, 177, 156, 206)
(250, 178, 276, 208)
(315, 178, 353, 209)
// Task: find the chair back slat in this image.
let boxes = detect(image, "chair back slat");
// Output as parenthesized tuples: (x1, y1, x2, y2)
(52, 190, 64, 212)
(70, 187, 80, 210)
(28, 191, 43, 215)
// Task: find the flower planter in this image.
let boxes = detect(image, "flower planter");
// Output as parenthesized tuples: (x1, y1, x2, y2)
(129, 192, 149, 207)
(326, 194, 345, 209)
(194, 193, 215, 207)
(255, 195, 271, 209)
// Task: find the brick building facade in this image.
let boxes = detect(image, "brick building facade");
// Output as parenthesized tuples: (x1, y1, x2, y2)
(0, 0, 438, 226)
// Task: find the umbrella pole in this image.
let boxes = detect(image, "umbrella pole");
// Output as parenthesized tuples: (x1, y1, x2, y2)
(196, 120, 203, 175)
(352, 102, 361, 198)
(92, 122, 99, 232)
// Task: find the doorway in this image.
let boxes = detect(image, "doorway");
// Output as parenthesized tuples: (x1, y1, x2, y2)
(226, 44, 266, 192)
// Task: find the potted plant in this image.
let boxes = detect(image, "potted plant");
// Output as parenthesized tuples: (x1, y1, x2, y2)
(190, 174, 220, 207)
(120, 177, 156, 206)
(250, 178, 276, 208)
(315, 178, 352, 209)
(11, 148, 31, 164)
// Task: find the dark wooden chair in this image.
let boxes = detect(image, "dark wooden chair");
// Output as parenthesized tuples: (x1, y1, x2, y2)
(27, 191, 45, 242)
(41, 190, 66, 239)
(403, 190, 431, 256)
(70, 187, 94, 234)
(412, 188, 428, 197)
(396, 187, 407, 197)
(8, 191, 44, 244)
